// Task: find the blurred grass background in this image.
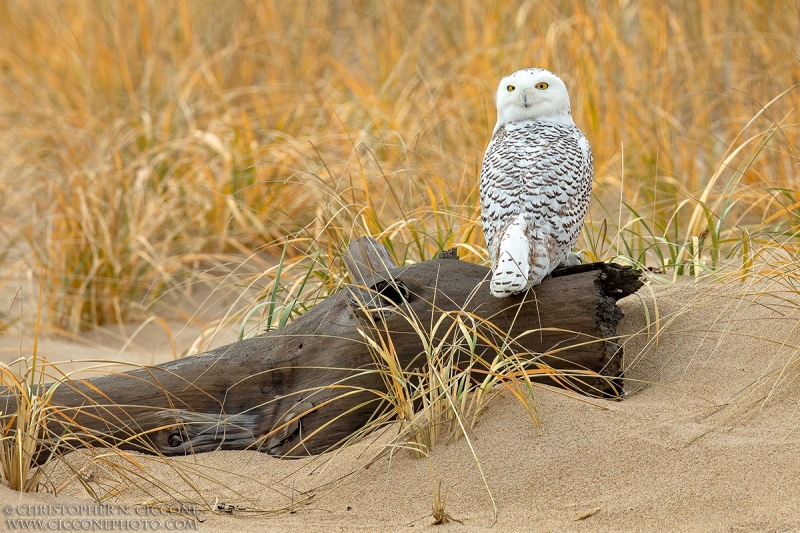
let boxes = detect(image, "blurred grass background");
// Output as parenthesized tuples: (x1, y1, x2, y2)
(0, 0, 798, 335)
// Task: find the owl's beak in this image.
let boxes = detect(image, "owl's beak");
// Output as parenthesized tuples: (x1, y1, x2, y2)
(521, 88, 535, 107)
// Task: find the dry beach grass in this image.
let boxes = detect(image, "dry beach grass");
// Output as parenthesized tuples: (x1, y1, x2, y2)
(1, 1, 800, 530)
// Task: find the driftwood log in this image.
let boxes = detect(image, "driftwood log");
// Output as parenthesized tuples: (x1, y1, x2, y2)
(2, 238, 642, 459)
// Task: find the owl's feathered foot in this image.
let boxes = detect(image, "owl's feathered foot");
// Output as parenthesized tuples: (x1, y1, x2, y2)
(561, 252, 583, 267)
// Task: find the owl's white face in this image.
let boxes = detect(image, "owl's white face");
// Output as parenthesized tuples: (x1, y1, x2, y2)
(493, 68, 574, 134)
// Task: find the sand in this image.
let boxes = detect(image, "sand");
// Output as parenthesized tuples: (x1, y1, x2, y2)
(3, 277, 800, 532)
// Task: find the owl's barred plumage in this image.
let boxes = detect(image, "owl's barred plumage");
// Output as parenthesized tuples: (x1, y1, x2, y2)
(480, 68, 593, 297)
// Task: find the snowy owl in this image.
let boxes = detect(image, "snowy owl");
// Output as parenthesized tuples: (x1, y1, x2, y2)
(479, 68, 593, 298)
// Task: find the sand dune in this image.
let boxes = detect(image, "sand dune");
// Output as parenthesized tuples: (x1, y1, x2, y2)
(3, 280, 800, 532)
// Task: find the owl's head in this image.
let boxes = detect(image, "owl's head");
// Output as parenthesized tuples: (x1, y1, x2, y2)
(493, 68, 574, 134)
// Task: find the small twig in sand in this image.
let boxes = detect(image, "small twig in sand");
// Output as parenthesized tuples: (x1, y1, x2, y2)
(574, 507, 601, 521)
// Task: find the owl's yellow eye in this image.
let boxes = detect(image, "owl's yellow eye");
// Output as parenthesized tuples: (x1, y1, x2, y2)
(506, 85, 515, 92)
(535, 82, 549, 90)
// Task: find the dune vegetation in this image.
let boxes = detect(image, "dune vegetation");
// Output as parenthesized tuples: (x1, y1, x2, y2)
(1, 0, 799, 507)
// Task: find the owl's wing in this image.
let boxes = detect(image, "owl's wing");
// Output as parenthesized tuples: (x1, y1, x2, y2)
(479, 127, 521, 262)
(517, 123, 593, 254)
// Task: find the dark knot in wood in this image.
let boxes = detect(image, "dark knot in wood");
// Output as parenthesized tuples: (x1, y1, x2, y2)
(167, 432, 184, 448)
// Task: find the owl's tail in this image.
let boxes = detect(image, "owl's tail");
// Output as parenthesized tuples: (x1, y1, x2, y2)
(489, 214, 551, 298)
(490, 214, 548, 297)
